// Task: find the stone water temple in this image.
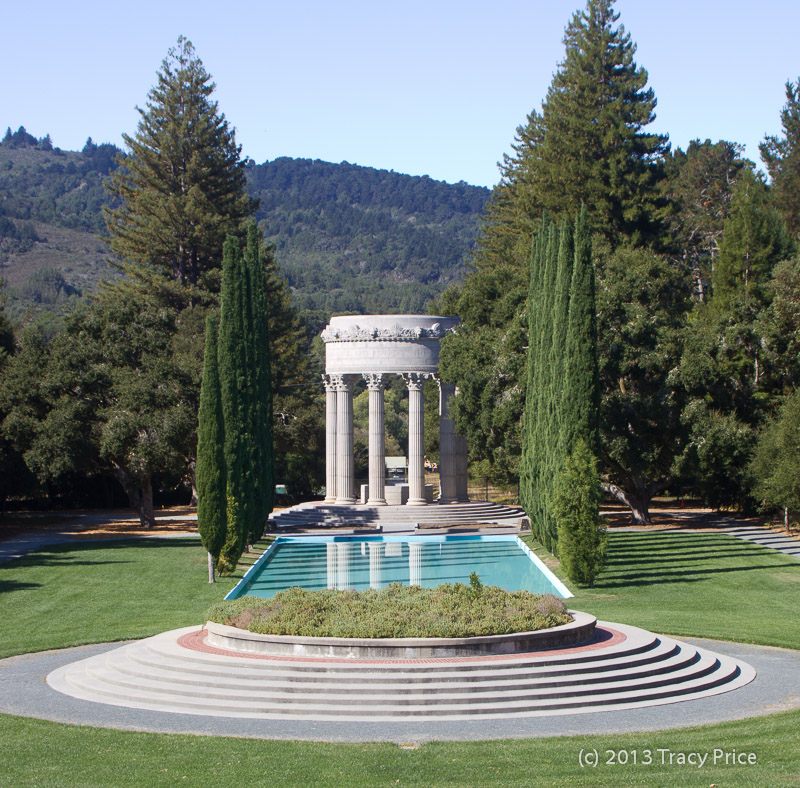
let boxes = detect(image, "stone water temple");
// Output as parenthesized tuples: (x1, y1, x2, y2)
(321, 314, 467, 506)
(269, 314, 524, 528)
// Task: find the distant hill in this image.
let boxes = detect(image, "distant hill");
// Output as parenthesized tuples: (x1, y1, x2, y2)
(0, 127, 490, 324)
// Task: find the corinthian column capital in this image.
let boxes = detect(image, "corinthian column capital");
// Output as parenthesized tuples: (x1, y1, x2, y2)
(402, 372, 429, 391)
(363, 372, 385, 391)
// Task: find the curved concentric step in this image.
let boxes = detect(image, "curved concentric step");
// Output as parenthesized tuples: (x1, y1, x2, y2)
(269, 501, 525, 529)
(47, 622, 755, 720)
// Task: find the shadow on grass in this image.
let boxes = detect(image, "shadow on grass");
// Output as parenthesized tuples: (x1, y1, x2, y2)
(0, 537, 205, 571)
(591, 532, 796, 590)
(0, 579, 42, 592)
(596, 563, 789, 589)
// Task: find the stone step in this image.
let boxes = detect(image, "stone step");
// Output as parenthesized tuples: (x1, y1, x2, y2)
(269, 501, 525, 529)
(83, 648, 719, 705)
(103, 643, 703, 698)
(47, 623, 756, 720)
(59, 652, 747, 720)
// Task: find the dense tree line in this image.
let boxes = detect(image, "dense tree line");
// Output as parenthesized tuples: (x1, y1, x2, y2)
(441, 0, 800, 526)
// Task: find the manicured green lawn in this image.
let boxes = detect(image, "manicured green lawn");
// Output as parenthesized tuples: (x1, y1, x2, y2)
(2, 709, 799, 787)
(522, 530, 800, 649)
(0, 537, 256, 659)
(1, 528, 799, 787)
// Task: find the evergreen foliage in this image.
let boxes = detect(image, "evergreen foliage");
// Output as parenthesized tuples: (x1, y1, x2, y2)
(714, 169, 795, 306)
(597, 246, 692, 522)
(214, 229, 274, 573)
(482, 0, 667, 273)
(520, 212, 599, 550)
(663, 139, 748, 301)
(196, 313, 227, 562)
(217, 237, 249, 573)
(104, 36, 253, 294)
(749, 389, 800, 516)
(441, 0, 668, 506)
(242, 223, 273, 545)
(552, 439, 606, 586)
(760, 77, 800, 238)
(563, 207, 599, 453)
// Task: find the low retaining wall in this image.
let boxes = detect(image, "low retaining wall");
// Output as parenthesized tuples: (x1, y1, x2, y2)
(204, 610, 596, 659)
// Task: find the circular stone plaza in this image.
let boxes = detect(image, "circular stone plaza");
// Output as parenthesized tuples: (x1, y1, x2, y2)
(3, 314, 800, 744)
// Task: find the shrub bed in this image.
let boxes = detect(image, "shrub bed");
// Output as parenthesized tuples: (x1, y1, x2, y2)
(205, 578, 571, 639)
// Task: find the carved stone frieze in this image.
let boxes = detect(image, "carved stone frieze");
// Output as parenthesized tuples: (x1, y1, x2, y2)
(321, 322, 452, 343)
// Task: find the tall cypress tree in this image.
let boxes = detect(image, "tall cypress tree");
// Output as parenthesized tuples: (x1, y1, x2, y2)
(242, 223, 274, 545)
(521, 210, 599, 552)
(564, 206, 600, 453)
(196, 313, 226, 580)
(217, 237, 249, 573)
(211, 227, 275, 573)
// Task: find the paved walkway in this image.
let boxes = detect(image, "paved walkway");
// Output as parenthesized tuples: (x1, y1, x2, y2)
(1, 638, 799, 742)
(723, 525, 800, 557)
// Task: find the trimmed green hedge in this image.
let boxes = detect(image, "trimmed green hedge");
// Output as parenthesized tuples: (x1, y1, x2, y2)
(205, 579, 571, 639)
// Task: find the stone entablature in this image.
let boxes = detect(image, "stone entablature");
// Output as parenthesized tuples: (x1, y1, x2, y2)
(322, 314, 467, 506)
(323, 315, 460, 376)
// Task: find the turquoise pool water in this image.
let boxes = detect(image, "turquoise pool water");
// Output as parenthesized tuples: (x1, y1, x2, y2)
(225, 535, 572, 600)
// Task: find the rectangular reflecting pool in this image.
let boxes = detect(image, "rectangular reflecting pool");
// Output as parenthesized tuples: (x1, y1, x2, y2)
(225, 535, 572, 600)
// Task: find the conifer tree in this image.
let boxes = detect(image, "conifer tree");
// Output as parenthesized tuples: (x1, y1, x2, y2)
(442, 0, 667, 493)
(521, 211, 599, 551)
(196, 313, 226, 580)
(217, 237, 249, 573)
(212, 228, 275, 573)
(552, 439, 606, 586)
(242, 223, 274, 545)
(105, 36, 253, 295)
(714, 169, 794, 306)
(563, 207, 600, 453)
(760, 77, 800, 238)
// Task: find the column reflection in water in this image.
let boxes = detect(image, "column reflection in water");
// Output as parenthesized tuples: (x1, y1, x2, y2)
(408, 542, 422, 586)
(326, 542, 337, 589)
(336, 542, 351, 590)
(369, 543, 384, 589)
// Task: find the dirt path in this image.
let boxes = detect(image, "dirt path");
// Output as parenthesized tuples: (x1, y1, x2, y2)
(0, 507, 199, 544)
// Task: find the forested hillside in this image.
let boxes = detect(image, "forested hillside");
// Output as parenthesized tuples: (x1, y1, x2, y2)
(250, 157, 487, 328)
(0, 127, 489, 325)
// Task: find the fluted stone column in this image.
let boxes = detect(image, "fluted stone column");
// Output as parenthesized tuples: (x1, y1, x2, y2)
(363, 373, 387, 505)
(403, 373, 428, 506)
(438, 380, 457, 503)
(322, 375, 338, 503)
(334, 374, 356, 504)
(455, 432, 469, 502)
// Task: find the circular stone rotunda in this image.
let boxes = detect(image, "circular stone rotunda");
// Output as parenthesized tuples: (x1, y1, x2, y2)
(270, 314, 525, 530)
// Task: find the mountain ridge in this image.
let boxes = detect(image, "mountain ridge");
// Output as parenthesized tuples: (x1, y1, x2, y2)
(0, 130, 490, 324)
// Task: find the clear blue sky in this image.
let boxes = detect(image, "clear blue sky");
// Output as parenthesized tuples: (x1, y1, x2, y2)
(2, 0, 798, 188)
